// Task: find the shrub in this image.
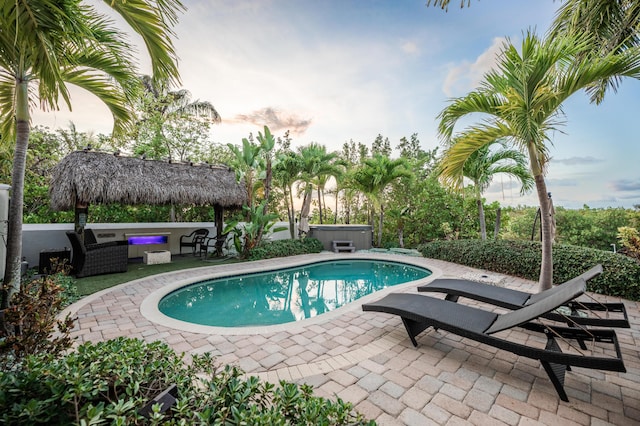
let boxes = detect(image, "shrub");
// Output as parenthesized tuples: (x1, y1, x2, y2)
(0, 274, 75, 368)
(247, 238, 324, 260)
(0, 337, 374, 425)
(418, 239, 640, 301)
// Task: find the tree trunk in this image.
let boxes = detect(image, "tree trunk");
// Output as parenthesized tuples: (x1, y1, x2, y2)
(494, 207, 501, 239)
(334, 187, 339, 224)
(534, 174, 553, 291)
(317, 185, 323, 224)
(378, 204, 384, 247)
(2, 81, 30, 309)
(288, 184, 296, 239)
(477, 197, 487, 240)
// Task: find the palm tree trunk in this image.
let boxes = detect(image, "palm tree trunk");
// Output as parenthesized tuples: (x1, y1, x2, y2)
(534, 174, 553, 291)
(477, 196, 487, 240)
(334, 187, 339, 224)
(288, 184, 296, 238)
(2, 81, 30, 309)
(317, 185, 323, 224)
(528, 145, 553, 292)
(378, 204, 384, 247)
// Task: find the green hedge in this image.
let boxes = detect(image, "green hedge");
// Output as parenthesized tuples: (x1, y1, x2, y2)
(247, 238, 324, 260)
(0, 337, 374, 425)
(418, 239, 640, 301)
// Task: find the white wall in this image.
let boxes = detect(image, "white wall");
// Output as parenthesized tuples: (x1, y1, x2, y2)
(21, 221, 292, 270)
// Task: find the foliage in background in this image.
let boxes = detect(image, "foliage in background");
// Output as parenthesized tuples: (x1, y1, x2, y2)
(0, 337, 373, 425)
(247, 237, 324, 261)
(419, 239, 640, 301)
(504, 205, 636, 251)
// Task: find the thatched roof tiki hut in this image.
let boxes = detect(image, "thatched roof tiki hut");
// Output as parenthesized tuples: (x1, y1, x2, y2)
(50, 150, 247, 245)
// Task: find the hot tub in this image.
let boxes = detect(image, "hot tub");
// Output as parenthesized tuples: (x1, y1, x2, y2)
(307, 224, 373, 251)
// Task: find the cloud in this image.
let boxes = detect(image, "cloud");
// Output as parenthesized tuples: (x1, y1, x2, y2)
(401, 40, 420, 56)
(486, 179, 522, 194)
(552, 156, 603, 166)
(545, 178, 579, 187)
(609, 179, 640, 192)
(442, 37, 506, 96)
(231, 107, 312, 135)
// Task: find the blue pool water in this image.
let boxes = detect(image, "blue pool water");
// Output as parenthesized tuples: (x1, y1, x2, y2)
(158, 259, 431, 327)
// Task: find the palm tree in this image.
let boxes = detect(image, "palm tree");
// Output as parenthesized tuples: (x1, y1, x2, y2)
(0, 1, 183, 308)
(133, 75, 221, 161)
(437, 31, 640, 291)
(227, 138, 263, 218)
(274, 151, 303, 238)
(549, 0, 640, 103)
(444, 139, 534, 240)
(296, 143, 340, 235)
(352, 154, 411, 247)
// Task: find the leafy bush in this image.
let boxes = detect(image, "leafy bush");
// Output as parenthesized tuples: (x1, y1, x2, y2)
(0, 274, 75, 367)
(0, 337, 374, 425)
(247, 238, 324, 260)
(419, 239, 640, 301)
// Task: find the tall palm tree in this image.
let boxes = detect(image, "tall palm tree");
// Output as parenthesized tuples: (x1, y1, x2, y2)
(352, 154, 411, 247)
(133, 75, 221, 161)
(274, 151, 303, 238)
(296, 143, 340, 235)
(444, 139, 534, 240)
(0, 0, 183, 308)
(437, 31, 640, 291)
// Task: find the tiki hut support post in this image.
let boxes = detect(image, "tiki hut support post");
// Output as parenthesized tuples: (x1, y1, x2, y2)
(75, 201, 89, 241)
(214, 205, 225, 255)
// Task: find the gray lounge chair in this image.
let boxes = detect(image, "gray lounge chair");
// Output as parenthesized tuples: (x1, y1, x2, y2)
(362, 277, 626, 402)
(417, 265, 629, 328)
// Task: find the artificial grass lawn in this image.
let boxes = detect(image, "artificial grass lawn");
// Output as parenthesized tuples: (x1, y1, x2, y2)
(74, 255, 241, 296)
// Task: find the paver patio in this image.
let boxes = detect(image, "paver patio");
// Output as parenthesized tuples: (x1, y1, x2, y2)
(62, 253, 640, 425)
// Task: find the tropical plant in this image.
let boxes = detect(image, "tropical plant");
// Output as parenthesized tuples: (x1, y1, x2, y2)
(224, 202, 286, 258)
(273, 151, 303, 238)
(437, 31, 640, 291)
(549, 0, 640, 103)
(444, 139, 534, 240)
(0, 0, 183, 309)
(228, 137, 264, 216)
(131, 76, 221, 161)
(351, 154, 411, 246)
(296, 143, 341, 235)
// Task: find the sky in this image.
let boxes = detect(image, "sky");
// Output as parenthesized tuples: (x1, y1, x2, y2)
(32, 0, 640, 209)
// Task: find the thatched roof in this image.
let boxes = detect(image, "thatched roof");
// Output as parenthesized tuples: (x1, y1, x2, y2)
(50, 151, 247, 211)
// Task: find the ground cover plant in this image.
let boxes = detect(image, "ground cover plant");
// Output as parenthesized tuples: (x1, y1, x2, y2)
(419, 239, 640, 301)
(0, 337, 374, 425)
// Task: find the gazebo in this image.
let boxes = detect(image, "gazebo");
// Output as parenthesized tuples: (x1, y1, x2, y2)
(49, 150, 247, 247)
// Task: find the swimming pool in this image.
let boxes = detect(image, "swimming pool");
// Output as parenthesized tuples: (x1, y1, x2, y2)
(158, 259, 431, 327)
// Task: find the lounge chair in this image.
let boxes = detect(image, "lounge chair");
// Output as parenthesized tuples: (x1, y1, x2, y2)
(362, 277, 626, 402)
(66, 231, 129, 278)
(417, 265, 629, 328)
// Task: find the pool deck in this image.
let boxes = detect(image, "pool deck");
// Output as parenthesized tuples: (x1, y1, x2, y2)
(62, 253, 640, 425)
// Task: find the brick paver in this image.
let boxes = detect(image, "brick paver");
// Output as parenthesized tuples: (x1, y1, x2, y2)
(60, 253, 640, 425)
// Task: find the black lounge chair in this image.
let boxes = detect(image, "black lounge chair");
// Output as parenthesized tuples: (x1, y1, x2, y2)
(417, 265, 629, 328)
(362, 277, 626, 402)
(66, 231, 128, 278)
